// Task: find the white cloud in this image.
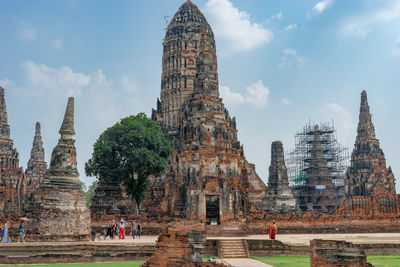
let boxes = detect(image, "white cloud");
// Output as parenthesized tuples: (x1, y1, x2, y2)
(392, 37, 400, 56)
(308, 0, 333, 17)
(278, 48, 309, 69)
(0, 78, 13, 88)
(120, 73, 138, 92)
(220, 85, 244, 105)
(282, 97, 292, 105)
(323, 103, 355, 146)
(11, 61, 151, 188)
(18, 21, 36, 41)
(20, 61, 91, 97)
(284, 24, 298, 31)
(203, 0, 273, 56)
(51, 39, 63, 50)
(220, 80, 270, 108)
(245, 80, 270, 108)
(340, 2, 400, 38)
(269, 11, 282, 21)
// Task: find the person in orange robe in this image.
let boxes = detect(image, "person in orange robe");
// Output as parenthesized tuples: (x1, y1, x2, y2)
(268, 220, 277, 240)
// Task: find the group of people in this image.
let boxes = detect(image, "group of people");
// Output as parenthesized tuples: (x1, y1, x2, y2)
(104, 219, 141, 240)
(1, 221, 26, 243)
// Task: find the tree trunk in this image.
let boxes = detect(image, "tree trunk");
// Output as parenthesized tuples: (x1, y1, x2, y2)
(135, 199, 140, 216)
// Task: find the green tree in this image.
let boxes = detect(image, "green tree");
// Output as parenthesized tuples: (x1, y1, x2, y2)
(85, 113, 172, 214)
(85, 180, 98, 208)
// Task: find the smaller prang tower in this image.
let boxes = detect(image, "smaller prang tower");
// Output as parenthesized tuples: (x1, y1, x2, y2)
(262, 141, 297, 213)
(345, 90, 396, 197)
(26, 97, 90, 241)
(24, 122, 47, 206)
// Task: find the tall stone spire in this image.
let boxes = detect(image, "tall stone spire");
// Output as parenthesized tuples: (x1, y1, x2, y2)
(24, 122, 47, 202)
(59, 97, 75, 137)
(0, 87, 24, 216)
(262, 141, 297, 213)
(0, 87, 10, 138)
(47, 97, 79, 178)
(356, 90, 376, 143)
(345, 90, 396, 197)
(152, 1, 216, 142)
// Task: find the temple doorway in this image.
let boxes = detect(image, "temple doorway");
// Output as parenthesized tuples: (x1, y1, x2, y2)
(206, 195, 220, 225)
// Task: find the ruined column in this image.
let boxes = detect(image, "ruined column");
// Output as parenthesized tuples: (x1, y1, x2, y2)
(26, 97, 90, 241)
(24, 122, 47, 206)
(262, 141, 297, 213)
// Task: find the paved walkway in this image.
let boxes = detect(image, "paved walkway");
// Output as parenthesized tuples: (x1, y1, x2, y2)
(5, 232, 400, 246)
(222, 258, 273, 267)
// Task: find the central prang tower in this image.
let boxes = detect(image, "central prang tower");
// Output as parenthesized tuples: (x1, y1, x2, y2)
(152, 0, 216, 145)
(146, 1, 267, 229)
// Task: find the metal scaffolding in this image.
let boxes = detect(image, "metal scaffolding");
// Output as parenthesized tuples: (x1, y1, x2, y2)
(286, 121, 349, 210)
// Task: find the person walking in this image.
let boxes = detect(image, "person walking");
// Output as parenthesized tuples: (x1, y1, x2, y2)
(131, 220, 136, 239)
(137, 221, 141, 239)
(1, 221, 11, 243)
(17, 221, 25, 243)
(119, 218, 126, 239)
(268, 220, 277, 240)
(105, 222, 112, 240)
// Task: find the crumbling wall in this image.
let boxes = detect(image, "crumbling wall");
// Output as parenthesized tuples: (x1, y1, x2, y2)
(310, 239, 374, 267)
(142, 220, 226, 267)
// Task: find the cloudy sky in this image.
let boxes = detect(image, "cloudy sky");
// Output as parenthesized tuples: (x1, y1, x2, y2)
(1, 0, 400, 192)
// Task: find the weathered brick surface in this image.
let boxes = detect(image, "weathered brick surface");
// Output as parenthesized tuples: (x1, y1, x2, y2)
(0, 87, 25, 217)
(263, 141, 297, 213)
(142, 220, 226, 267)
(25, 97, 90, 241)
(23, 122, 47, 210)
(310, 239, 374, 267)
(345, 90, 396, 198)
(91, 0, 266, 230)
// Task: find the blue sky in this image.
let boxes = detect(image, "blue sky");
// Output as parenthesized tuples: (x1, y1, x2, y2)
(1, 0, 400, 192)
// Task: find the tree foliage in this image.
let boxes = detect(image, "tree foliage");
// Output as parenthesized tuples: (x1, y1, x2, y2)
(85, 113, 172, 213)
(85, 180, 98, 208)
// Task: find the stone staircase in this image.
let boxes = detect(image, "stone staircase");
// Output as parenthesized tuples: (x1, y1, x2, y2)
(218, 239, 250, 258)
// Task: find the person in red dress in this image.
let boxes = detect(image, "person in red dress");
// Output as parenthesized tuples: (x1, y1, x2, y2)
(268, 220, 277, 240)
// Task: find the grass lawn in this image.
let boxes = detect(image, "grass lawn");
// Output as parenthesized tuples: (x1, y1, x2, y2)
(2, 262, 143, 267)
(367, 254, 400, 267)
(253, 255, 400, 267)
(252, 256, 310, 267)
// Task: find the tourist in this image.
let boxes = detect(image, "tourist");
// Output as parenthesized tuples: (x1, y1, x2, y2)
(105, 222, 113, 240)
(137, 221, 141, 239)
(131, 220, 136, 239)
(1, 221, 11, 243)
(119, 218, 126, 239)
(111, 220, 118, 240)
(17, 221, 25, 243)
(268, 220, 277, 240)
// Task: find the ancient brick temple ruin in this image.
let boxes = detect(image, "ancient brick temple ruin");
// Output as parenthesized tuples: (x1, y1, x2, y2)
(0, 87, 25, 217)
(286, 122, 349, 213)
(310, 239, 374, 267)
(91, 1, 266, 228)
(142, 221, 226, 267)
(345, 90, 396, 197)
(143, 0, 266, 226)
(24, 122, 47, 207)
(262, 141, 297, 213)
(26, 97, 90, 241)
